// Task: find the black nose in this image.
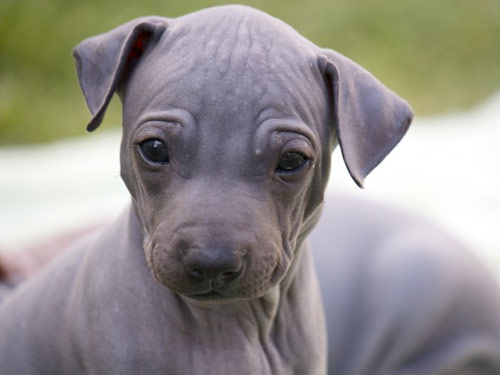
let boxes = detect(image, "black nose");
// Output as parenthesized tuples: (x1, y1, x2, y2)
(184, 249, 243, 285)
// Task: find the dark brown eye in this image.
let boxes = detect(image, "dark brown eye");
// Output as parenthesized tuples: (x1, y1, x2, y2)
(276, 152, 307, 173)
(139, 139, 169, 164)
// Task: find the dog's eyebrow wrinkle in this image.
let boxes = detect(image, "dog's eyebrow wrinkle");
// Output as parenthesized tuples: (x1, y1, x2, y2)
(254, 106, 278, 125)
(135, 109, 195, 128)
(253, 118, 318, 158)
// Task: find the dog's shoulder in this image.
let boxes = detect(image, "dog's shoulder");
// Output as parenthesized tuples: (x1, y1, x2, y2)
(0, 229, 94, 311)
(310, 192, 492, 304)
(311, 192, 470, 258)
(311, 193, 500, 374)
(0, 229, 96, 374)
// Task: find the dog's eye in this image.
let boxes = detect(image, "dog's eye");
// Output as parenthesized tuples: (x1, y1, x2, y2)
(276, 152, 307, 173)
(139, 139, 169, 164)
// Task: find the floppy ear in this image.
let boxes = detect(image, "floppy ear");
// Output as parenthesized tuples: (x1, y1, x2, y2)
(318, 49, 413, 187)
(73, 17, 167, 132)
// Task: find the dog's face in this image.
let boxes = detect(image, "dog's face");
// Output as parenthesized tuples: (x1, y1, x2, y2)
(119, 10, 332, 301)
(73, 5, 412, 302)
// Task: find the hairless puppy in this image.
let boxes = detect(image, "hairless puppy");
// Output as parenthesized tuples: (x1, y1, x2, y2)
(1, 5, 500, 374)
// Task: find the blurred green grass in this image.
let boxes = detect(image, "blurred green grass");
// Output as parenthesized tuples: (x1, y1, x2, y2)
(1, 0, 499, 144)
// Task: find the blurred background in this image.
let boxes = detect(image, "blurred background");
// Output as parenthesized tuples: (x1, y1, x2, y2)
(0, 1, 499, 275)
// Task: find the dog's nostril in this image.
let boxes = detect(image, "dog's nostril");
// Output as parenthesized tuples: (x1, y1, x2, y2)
(220, 271, 236, 281)
(184, 252, 243, 284)
(189, 268, 204, 279)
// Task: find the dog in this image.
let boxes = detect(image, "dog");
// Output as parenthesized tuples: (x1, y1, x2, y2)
(2, 5, 500, 374)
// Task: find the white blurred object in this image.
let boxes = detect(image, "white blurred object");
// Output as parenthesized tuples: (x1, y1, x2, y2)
(328, 90, 500, 276)
(0, 91, 499, 277)
(0, 131, 128, 250)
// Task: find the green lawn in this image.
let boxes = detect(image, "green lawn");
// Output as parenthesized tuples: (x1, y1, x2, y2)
(1, 0, 499, 144)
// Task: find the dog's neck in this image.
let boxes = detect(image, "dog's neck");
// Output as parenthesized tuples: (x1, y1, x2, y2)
(124, 203, 326, 373)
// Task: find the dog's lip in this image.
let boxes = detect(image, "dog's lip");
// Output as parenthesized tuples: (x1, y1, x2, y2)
(189, 290, 221, 298)
(186, 290, 235, 302)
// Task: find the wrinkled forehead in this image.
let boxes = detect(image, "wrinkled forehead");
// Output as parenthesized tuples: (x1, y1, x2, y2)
(123, 7, 328, 129)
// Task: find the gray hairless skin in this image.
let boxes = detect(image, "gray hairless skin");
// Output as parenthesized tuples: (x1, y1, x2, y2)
(1, 5, 500, 374)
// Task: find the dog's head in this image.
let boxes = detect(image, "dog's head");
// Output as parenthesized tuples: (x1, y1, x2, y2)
(73, 5, 412, 302)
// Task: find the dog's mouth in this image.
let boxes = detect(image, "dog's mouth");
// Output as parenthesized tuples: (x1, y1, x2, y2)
(146, 236, 292, 303)
(190, 290, 220, 298)
(186, 289, 238, 303)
